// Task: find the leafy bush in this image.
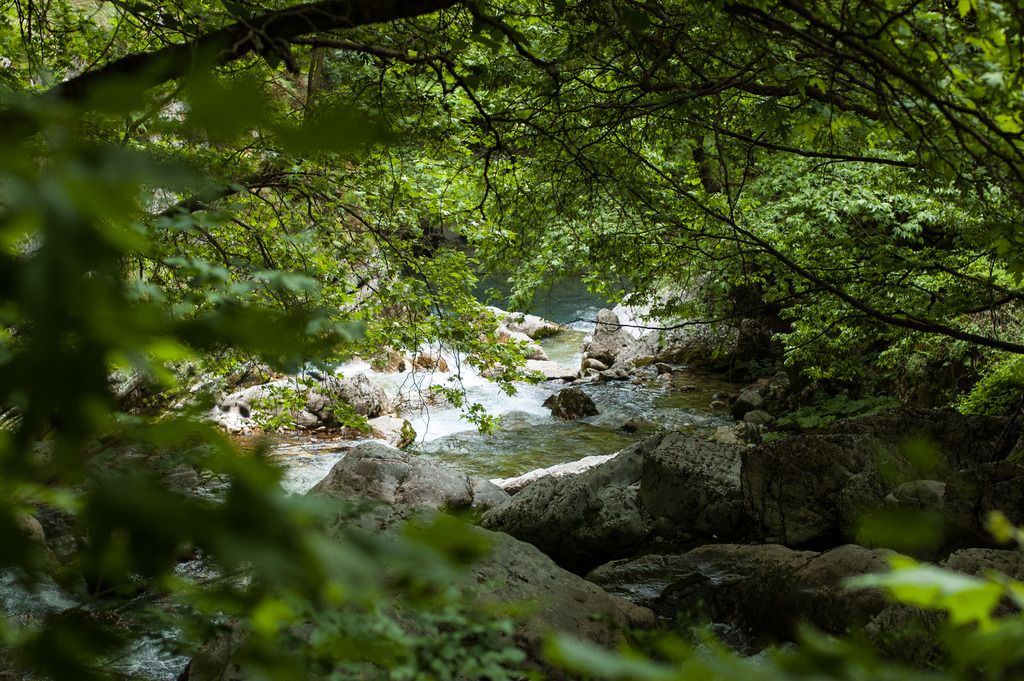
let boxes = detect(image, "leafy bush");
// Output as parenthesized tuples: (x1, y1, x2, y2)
(772, 393, 899, 433)
(957, 354, 1024, 416)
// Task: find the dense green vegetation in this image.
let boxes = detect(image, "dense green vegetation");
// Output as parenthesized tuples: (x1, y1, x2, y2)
(5, 0, 1024, 678)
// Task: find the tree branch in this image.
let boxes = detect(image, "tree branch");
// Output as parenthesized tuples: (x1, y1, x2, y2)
(1, 0, 459, 139)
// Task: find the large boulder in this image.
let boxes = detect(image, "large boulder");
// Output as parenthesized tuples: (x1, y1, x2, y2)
(311, 442, 508, 512)
(183, 504, 654, 680)
(944, 462, 1024, 545)
(481, 432, 746, 573)
(588, 543, 892, 640)
(582, 309, 633, 367)
(543, 387, 598, 420)
(332, 373, 389, 418)
(741, 409, 1017, 547)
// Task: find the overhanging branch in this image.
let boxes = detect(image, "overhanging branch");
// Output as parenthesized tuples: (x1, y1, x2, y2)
(1, 0, 459, 139)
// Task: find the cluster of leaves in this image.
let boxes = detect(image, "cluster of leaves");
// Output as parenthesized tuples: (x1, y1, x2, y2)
(957, 354, 1024, 416)
(7, 0, 1024, 678)
(771, 393, 900, 434)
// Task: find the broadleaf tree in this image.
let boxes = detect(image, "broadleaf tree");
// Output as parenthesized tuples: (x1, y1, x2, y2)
(5, 0, 1024, 678)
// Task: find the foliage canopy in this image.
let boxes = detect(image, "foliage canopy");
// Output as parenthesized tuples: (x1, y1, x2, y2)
(5, 0, 1024, 678)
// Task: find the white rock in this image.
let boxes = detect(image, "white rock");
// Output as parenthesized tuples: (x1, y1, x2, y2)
(490, 453, 619, 494)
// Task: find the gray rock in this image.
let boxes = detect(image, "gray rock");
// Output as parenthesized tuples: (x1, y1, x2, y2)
(742, 409, 1016, 547)
(596, 367, 629, 382)
(945, 462, 1024, 545)
(311, 442, 474, 511)
(731, 388, 764, 419)
(184, 504, 653, 680)
(639, 432, 745, 539)
(588, 543, 892, 639)
(865, 548, 1024, 665)
(582, 357, 609, 372)
(487, 306, 563, 340)
(942, 548, 1024, 581)
(496, 325, 549, 361)
(367, 415, 416, 449)
(333, 373, 389, 418)
(213, 372, 392, 432)
(583, 309, 632, 366)
(482, 433, 746, 572)
(884, 479, 946, 511)
(543, 387, 599, 420)
(471, 478, 512, 512)
(743, 409, 774, 426)
(712, 422, 761, 446)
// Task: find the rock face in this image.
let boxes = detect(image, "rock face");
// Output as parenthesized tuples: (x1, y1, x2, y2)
(482, 432, 746, 572)
(945, 462, 1024, 545)
(588, 543, 893, 639)
(311, 442, 508, 512)
(543, 387, 598, 420)
(741, 409, 1016, 547)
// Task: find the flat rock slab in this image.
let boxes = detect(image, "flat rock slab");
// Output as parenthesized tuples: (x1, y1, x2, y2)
(491, 453, 619, 494)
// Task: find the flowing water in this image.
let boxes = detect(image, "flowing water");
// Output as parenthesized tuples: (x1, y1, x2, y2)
(272, 282, 738, 490)
(1, 282, 739, 679)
